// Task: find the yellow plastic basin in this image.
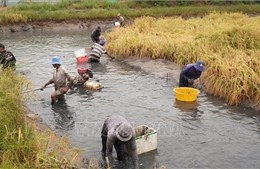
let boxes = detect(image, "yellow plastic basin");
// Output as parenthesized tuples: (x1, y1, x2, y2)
(173, 87, 200, 102)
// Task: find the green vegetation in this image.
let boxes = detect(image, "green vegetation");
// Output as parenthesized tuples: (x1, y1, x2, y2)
(1, 0, 260, 24)
(0, 69, 80, 168)
(106, 13, 260, 106)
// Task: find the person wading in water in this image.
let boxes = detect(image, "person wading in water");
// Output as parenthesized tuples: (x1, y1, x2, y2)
(41, 56, 73, 105)
(0, 43, 16, 71)
(101, 115, 139, 169)
(91, 26, 102, 43)
(86, 40, 114, 63)
(179, 60, 206, 88)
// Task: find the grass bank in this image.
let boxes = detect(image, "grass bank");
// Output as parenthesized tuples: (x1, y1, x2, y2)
(1, 0, 260, 24)
(0, 69, 81, 168)
(106, 12, 260, 106)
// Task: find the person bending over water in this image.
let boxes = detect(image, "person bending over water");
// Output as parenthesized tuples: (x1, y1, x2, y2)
(101, 115, 139, 169)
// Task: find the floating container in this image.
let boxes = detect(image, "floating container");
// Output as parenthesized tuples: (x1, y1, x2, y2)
(173, 87, 200, 102)
(125, 125, 157, 155)
(77, 67, 88, 74)
(115, 22, 120, 28)
(74, 48, 88, 63)
(84, 82, 102, 90)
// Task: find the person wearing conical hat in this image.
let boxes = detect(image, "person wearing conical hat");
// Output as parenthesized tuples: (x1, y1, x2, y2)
(179, 60, 206, 88)
(101, 115, 139, 169)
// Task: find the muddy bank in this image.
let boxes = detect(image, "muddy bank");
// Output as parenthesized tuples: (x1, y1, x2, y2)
(0, 20, 114, 33)
(122, 56, 260, 112)
(122, 56, 180, 80)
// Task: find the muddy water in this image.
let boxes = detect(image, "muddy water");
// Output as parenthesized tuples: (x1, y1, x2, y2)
(1, 29, 260, 169)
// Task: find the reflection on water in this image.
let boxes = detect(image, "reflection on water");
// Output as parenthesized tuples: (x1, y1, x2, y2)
(88, 61, 108, 73)
(173, 99, 199, 112)
(2, 30, 260, 169)
(51, 100, 75, 131)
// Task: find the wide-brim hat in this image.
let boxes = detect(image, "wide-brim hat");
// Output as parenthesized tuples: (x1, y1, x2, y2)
(49, 56, 62, 65)
(194, 60, 205, 72)
(116, 122, 133, 142)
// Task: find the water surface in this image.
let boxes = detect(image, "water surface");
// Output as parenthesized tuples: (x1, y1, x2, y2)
(1, 29, 260, 169)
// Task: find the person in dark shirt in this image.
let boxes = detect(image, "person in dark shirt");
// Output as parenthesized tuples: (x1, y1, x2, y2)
(101, 115, 139, 169)
(0, 43, 16, 70)
(179, 60, 206, 87)
(91, 26, 101, 43)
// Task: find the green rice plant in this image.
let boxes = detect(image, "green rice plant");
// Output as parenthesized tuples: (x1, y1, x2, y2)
(0, 69, 82, 168)
(34, 130, 80, 168)
(57, 0, 76, 9)
(0, 12, 29, 24)
(2, 2, 260, 24)
(0, 69, 35, 168)
(10, 3, 57, 11)
(0, 69, 30, 127)
(1, 125, 37, 168)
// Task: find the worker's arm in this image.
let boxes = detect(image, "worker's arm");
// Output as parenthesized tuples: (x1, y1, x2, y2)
(106, 135, 115, 165)
(105, 52, 115, 59)
(126, 137, 139, 169)
(41, 79, 54, 90)
(85, 47, 92, 50)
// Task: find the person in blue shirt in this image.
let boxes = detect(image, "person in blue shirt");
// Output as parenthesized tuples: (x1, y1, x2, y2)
(179, 60, 206, 87)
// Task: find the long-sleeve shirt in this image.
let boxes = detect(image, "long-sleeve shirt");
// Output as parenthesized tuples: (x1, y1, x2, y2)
(102, 115, 139, 169)
(48, 66, 73, 90)
(179, 64, 202, 87)
(89, 43, 108, 61)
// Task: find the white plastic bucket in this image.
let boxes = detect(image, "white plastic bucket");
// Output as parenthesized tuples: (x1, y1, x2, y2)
(115, 22, 120, 28)
(74, 48, 88, 63)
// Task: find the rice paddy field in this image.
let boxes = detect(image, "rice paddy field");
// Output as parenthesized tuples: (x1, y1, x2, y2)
(106, 12, 260, 106)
